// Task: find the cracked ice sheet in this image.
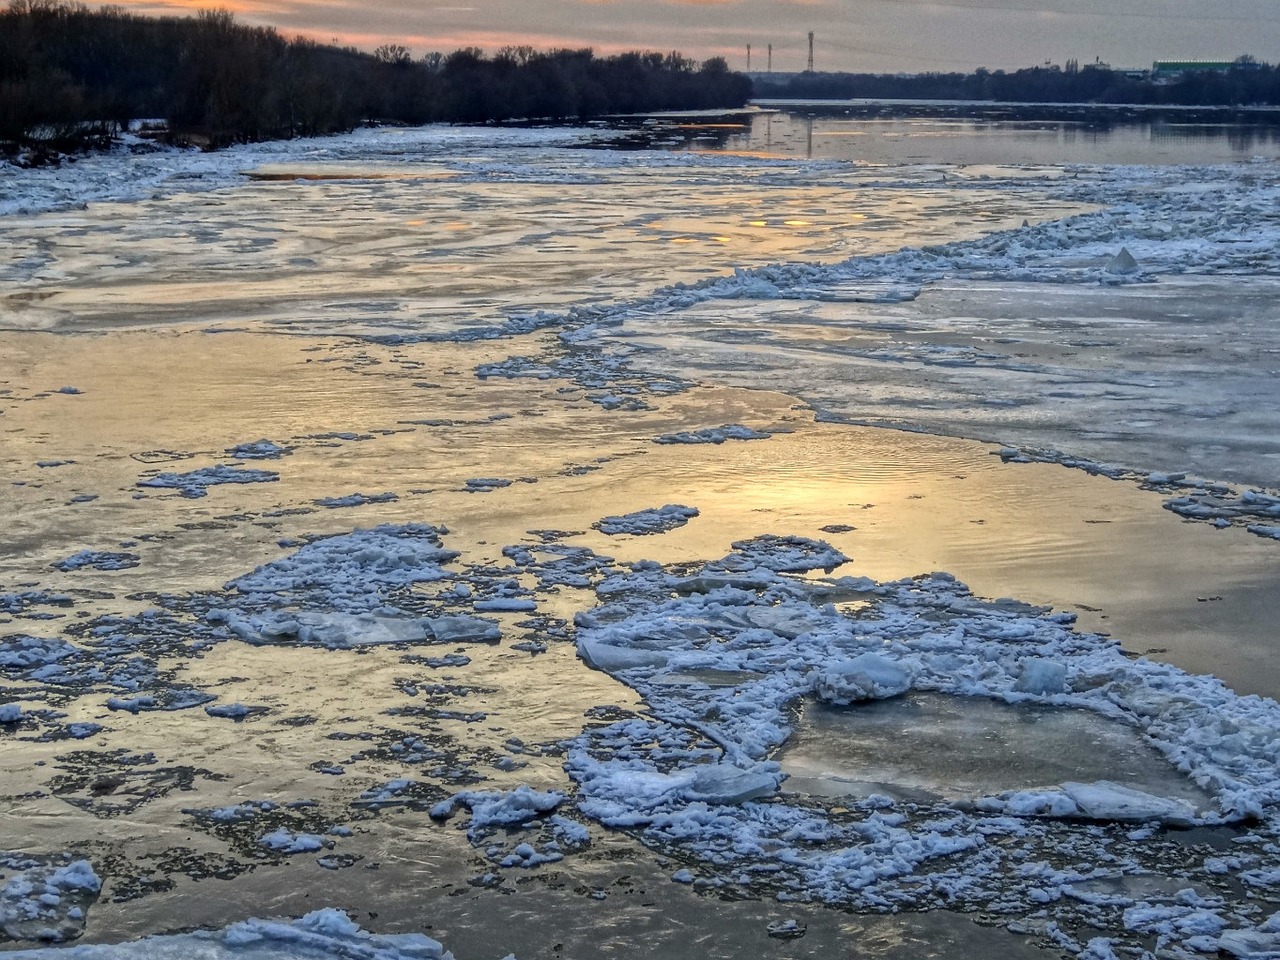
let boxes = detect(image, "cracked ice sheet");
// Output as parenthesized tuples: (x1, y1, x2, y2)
(565, 536, 1280, 958)
(613, 276, 1280, 491)
(585, 160, 1280, 493)
(0, 136, 1087, 336)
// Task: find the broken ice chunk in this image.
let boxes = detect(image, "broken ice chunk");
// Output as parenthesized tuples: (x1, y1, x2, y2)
(425, 615, 501, 644)
(1013, 658, 1067, 695)
(577, 638, 669, 672)
(314, 492, 398, 509)
(686, 763, 781, 805)
(1104, 246, 1140, 275)
(652, 424, 770, 445)
(258, 828, 328, 854)
(1061, 780, 1198, 826)
(810, 653, 915, 704)
(204, 702, 264, 720)
(973, 787, 1082, 818)
(229, 611, 430, 649)
(228, 525, 457, 600)
(431, 785, 564, 832)
(766, 919, 806, 940)
(137, 464, 279, 498)
(594, 504, 699, 536)
(226, 439, 291, 460)
(1219, 929, 1280, 958)
(463, 477, 511, 493)
(472, 598, 537, 613)
(52, 550, 140, 572)
(717, 534, 848, 573)
(0, 860, 100, 943)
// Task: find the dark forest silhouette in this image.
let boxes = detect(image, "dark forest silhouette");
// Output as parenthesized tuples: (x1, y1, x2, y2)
(754, 58, 1280, 107)
(0, 0, 751, 158)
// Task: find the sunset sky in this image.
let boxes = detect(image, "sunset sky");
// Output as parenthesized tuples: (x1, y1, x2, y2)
(94, 0, 1280, 73)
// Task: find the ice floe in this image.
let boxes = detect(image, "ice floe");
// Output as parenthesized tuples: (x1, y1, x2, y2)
(2, 908, 456, 959)
(136, 465, 279, 499)
(998, 446, 1280, 539)
(431, 785, 564, 831)
(52, 551, 140, 573)
(203, 703, 264, 720)
(462, 478, 512, 493)
(594, 504, 699, 536)
(314, 492, 398, 509)
(226, 439, 291, 460)
(560, 533, 1280, 956)
(224, 525, 457, 608)
(652, 425, 771, 445)
(258, 829, 330, 854)
(0, 860, 100, 943)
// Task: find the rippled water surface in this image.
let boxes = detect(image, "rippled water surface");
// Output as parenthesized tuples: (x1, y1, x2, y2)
(681, 109, 1280, 164)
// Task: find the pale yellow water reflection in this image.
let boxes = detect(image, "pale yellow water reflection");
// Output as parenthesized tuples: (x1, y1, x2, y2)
(3, 328, 1278, 695)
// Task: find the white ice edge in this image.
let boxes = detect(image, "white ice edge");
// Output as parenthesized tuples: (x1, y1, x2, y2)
(1, 908, 463, 959)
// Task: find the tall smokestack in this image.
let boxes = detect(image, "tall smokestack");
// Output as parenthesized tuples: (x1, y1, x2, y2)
(807, 31, 814, 72)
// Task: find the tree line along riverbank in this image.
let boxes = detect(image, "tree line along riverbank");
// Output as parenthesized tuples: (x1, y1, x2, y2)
(7, 0, 1280, 164)
(1, 0, 751, 160)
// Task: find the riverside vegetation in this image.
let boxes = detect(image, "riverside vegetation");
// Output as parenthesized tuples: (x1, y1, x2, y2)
(0, 0, 751, 158)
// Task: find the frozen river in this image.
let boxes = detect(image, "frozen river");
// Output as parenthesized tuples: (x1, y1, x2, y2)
(2, 113, 1280, 960)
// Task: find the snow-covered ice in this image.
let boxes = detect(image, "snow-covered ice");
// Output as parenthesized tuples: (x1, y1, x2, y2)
(594, 504, 699, 536)
(561, 532, 1280, 954)
(1, 861, 100, 943)
(2, 909, 456, 959)
(652, 425, 771, 445)
(137, 465, 279, 499)
(52, 551, 140, 573)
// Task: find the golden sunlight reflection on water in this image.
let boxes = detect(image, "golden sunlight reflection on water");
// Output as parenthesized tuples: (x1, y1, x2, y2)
(3, 327, 1279, 696)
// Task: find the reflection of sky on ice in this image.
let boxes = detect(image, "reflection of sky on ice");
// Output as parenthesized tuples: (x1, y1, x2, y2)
(0, 126, 1080, 336)
(4, 119, 1280, 959)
